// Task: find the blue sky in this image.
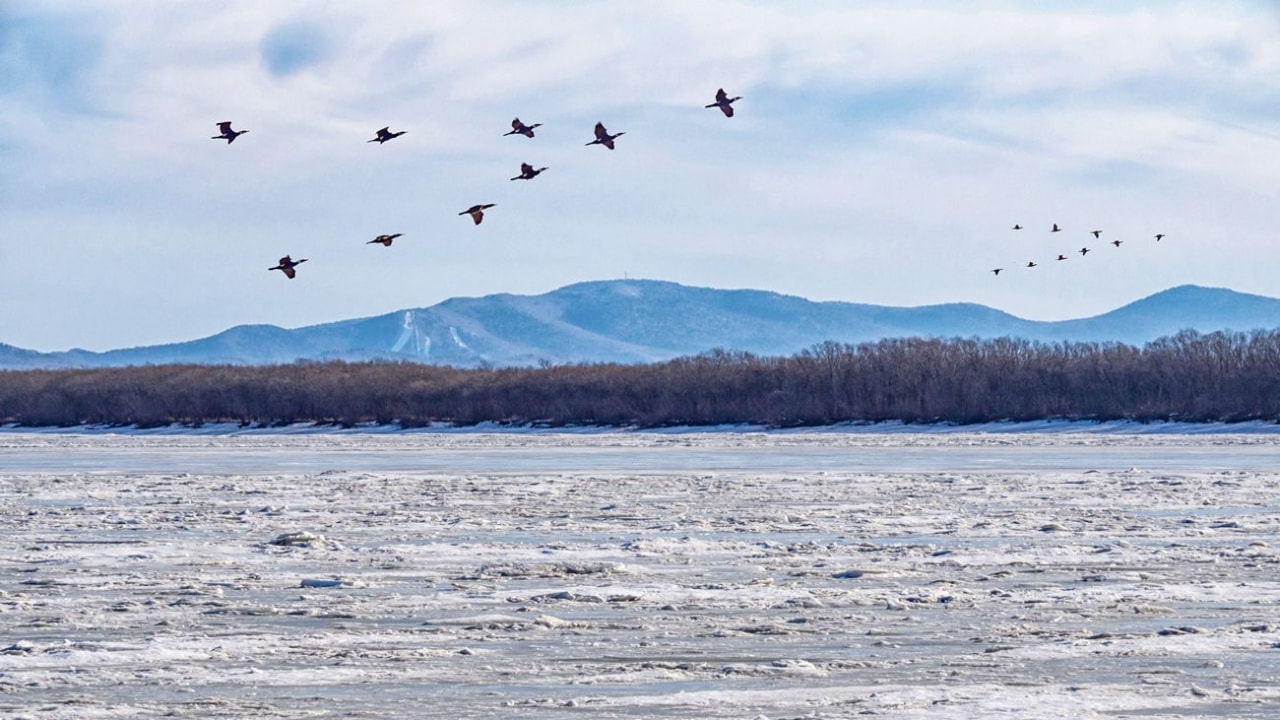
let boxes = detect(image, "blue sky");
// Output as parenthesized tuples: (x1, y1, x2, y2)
(4, 0, 1280, 351)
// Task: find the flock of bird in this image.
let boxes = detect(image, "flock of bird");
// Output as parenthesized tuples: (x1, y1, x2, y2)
(210, 89, 744, 280)
(990, 224, 1167, 276)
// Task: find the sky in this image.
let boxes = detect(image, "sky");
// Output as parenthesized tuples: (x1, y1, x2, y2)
(4, 0, 1280, 352)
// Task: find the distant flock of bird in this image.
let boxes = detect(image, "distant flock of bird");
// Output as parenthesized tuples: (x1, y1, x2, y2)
(211, 89, 744, 280)
(990, 224, 1167, 276)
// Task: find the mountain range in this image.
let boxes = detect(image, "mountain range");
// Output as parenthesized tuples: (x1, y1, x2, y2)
(5, 280, 1280, 370)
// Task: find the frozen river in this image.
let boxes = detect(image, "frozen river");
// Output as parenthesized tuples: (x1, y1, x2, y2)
(2, 430, 1279, 718)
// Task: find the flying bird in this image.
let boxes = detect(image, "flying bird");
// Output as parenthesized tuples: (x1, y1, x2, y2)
(1079, 247, 1091, 256)
(510, 162, 547, 181)
(1056, 254, 1069, 261)
(368, 126, 407, 144)
(586, 122, 625, 149)
(992, 268, 1003, 276)
(1012, 224, 1023, 230)
(705, 88, 742, 117)
(268, 255, 307, 279)
(212, 121, 248, 143)
(367, 233, 403, 247)
(1026, 261, 1038, 268)
(1155, 233, 1165, 241)
(1051, 224, 1062, 232)
(1111, 239, 1123, 247)
(1091, 230, 1102, 238)
(460, 204, 496, 225)
(504, 118, 543, 138)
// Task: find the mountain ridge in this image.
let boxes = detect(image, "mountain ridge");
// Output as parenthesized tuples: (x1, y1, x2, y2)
(4, 280, 1280, 370)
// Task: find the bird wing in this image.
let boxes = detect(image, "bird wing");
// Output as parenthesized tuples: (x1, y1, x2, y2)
(715, 88, 728, 102)
(521, 162, 533, 173)
(602, 138, 615, 149)
(217, 122, 233, 133)
(281, 266, 296, 279)
(721, 105, 734, 117)
(594, 122, 608, 140)
(511, 118, 523, 130)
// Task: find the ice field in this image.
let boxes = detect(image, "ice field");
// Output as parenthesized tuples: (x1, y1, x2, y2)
(2, 429, 1279, 718)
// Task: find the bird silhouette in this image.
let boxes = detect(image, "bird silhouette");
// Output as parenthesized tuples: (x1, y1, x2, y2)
(586, 122, 625, 149)
(268, 255, 307, 279)
(1111, 239, 1123, 247)
(992, 268, 1003, 276)
(1056, 254, 1068, 261)
(1012, 224, 1023, 230)
(460, 204, 496, 225)
(1155, 233, 1165, 241)
(1051, 224, 1062, 232)
(1026, 261, 1037, 268)
(368, 126, 407, 144)
(1079, 247, 1091, 256)
(212, 121, 248, 144)
(510, 162, 547, 181)
(504, 118, 543, 138)
(1091, 230, 1102, 238)
(367, 233, 403, 247)
(705, 88, 741, 117)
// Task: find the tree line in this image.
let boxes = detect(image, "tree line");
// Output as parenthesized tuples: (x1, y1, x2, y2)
(2, 330, 1279, 428)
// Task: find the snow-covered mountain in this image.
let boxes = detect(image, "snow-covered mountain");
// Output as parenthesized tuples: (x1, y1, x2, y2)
(5, 281, 1280, 369)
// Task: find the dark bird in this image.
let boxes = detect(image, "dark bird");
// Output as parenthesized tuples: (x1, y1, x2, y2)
(268, 255, 307, 279)
(705, 88, 742, 117)
(1026, 261, 1037, 268)
(510, 162, 547, 181)
(212, 121, 248, 143)
(367, 233, 403, 247)
(992, 268, 1003, 276)
(1155, 233, 1165, 241)
(368, 126, 407, 144)
(460, 204, 496, 225)
(586, 122, 625, 149)
(1111, 239, 1123, 247)
(1091, 230, 1102, 238)
(1051, 223, 1062, 232)
(1079, 247, 1091, 256)
(1056, 254, 1069, 261)
(504, 118, 543, 138)
(1012, 224, 1023, 230)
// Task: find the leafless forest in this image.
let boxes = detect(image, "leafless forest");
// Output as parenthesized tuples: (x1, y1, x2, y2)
(2, 330, 1279, 428)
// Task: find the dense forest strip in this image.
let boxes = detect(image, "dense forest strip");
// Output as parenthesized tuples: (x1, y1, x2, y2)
(2, 330, 1280, 428)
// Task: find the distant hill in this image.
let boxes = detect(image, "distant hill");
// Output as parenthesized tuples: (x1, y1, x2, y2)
(5, 281, 1280, 369)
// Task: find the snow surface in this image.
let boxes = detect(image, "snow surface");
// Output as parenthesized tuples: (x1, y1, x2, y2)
(2, 431, 1279, 718)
